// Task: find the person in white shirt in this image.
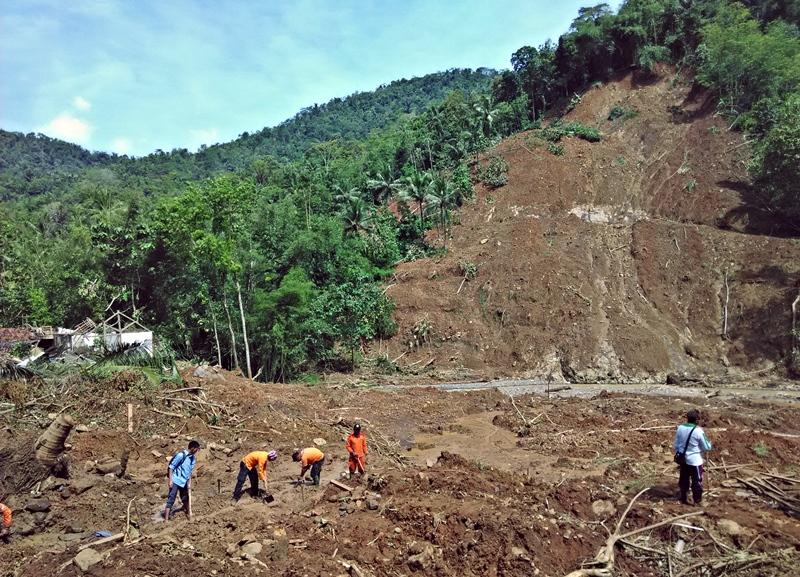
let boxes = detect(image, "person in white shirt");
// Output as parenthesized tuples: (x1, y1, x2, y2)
(673, 409, 713, 505)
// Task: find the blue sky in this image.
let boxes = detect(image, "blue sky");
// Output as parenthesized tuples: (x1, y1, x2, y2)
(1, 1, 622, 156)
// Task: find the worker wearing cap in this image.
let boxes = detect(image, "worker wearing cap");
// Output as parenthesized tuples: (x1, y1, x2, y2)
(346, 423, 368, 479)
(0, 502, 11, 543)
(292, 447, 325, 486)
(233, 450, 278, 500)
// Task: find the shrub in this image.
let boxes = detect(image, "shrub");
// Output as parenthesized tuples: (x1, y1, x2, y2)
(608, 105, 638, 121)
(541, 121, 601, 143)
(458, 259, 478, 280)
(547, 142, 565, 156)
(481, 156, 509, 189)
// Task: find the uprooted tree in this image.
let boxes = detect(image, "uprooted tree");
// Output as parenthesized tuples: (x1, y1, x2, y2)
(0, 414, 75, 499)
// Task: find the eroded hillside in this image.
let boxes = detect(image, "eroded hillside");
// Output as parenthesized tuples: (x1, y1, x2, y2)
(385, 70, 800, 383)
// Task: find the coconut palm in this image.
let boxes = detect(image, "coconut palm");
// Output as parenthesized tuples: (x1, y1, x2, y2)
(396, 170, 433, 230)
(366, 170, 400, 205)
(473, 94, 499, 138)
(340, 196, 372, 236)
(425, 178, 456, 246)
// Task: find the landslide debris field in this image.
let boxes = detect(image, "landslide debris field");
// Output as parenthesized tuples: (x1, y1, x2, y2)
(1, 368, 799, 576)
(385, 70, 800, 384)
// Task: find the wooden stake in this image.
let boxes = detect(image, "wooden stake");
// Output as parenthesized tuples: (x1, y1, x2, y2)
(127, 403, 133, 434)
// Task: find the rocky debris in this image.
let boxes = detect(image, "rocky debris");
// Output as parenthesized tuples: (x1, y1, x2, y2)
(75, 424, 90, 433)
(717, 518, 743, 537)
(367, 497, 380, 511)
(94, 459, 121, 475)
(73, 548, 104, 572)
(70, 477, 97, 495)
(313, 437, 327, 447)
(241, 541, 263, 557)
(407, 542, 437, 571)
(193, 365, 225, 382)
(24, 499, 51, 512)
(591, 499, 616, 517)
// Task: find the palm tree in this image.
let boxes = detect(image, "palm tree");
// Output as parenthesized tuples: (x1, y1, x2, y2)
(397, 170, 432, 231)
(366, 170, 400, 205)
(473, 94, 499, 138)
(425, 179, 456, 246)
(340, 196, 372, 236)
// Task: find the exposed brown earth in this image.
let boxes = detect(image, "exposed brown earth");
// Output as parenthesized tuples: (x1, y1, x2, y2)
(383, 70, 800, 383)
(1, 368, 799, 576)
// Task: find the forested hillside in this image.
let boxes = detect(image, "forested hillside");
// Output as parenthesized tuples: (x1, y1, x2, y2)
(0, 69, 494, 201)
(1, 0, 799, 381)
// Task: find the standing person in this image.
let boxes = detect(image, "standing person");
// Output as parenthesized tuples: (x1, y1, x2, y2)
(673, 409, 713, 505)
(0, 502, 11, 543)
(345, 423, 367, 480)
(292, 447, 325, 486)
(233, 450, 277, 501)
(163, 440, 201, 521)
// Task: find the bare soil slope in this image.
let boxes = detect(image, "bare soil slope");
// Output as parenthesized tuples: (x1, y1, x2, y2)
(384, 70, 800, 383)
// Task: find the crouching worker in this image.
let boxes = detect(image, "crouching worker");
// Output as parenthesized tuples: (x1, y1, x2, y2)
(0, 502, 11, 543)
(233, 450, 277, 501)
(163, 439, 200, 521)
(293, 447, 325, 486)
(346, 423, 367, 479)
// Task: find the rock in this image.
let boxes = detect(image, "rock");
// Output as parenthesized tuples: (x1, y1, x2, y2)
(241, 541, 263, 557)
(717, 519, 743, 537)
(666, 373, 682, 385)
(32, 511, 49, 524)
(407, 543, 436, 571)
(151, 450, 163, 458)
(128, 526, 141, 541)
(313, 437, 327, 447)
(60, 533, 83, 542)
(68, 523, 85, 534)
(71, 477, 97, 495)
(95, 460, 121, 475)
(73, 548, 104, 572)
(75, 424, 90, 433)
(426, 459, 435, 468)
(367, 498, 380, 511)
(591, 499, 616, 518)
(25, 499, 51, 512)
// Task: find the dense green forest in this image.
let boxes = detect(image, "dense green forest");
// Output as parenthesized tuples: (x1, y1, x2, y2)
(1, 0, 798, 380)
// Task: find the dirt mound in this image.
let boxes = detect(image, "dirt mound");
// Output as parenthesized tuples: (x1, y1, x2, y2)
(382, 70, 800, 382)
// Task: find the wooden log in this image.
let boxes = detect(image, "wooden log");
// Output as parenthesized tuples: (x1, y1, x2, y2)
(78, 532, 124, 550)
(330, 479, 354, 492)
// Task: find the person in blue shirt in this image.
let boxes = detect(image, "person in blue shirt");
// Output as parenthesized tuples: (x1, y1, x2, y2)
(673, 409, 712, 505)
(163, 440, 201, 521)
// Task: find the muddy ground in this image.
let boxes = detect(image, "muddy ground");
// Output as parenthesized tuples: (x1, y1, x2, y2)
(1, 368, 799, 576)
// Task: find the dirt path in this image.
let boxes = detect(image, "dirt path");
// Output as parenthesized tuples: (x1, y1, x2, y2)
(383, 379, 800, 403)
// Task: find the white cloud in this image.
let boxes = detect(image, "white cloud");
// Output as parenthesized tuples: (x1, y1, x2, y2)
(39, 113, 92, 144)
(188, 127, 219, 149)
(110, 137, 132, 155)
(72, 96, 91, 110)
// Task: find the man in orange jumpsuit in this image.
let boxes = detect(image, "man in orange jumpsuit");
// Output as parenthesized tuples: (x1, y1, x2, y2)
(0, 502, 11, 543)
(292, 447, 325, 486)
(233, 449, 277, 501)
(346, 423, 367, 479)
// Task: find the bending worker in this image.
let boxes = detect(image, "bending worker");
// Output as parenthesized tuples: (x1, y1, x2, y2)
(0, 502, 11, 543)
(292, 447, 325, 486)
(233, 450, 277, 501)
(346, 423, 368, 479)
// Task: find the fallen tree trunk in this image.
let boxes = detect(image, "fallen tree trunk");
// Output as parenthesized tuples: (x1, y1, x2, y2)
(0, 414, 75, 499)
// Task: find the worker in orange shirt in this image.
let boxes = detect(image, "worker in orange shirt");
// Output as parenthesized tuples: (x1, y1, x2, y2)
(233, 449, 277, 501)
(0, 502, 11, 543)
(292, 447, 325, 486)
(346, 423, 367, 480)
